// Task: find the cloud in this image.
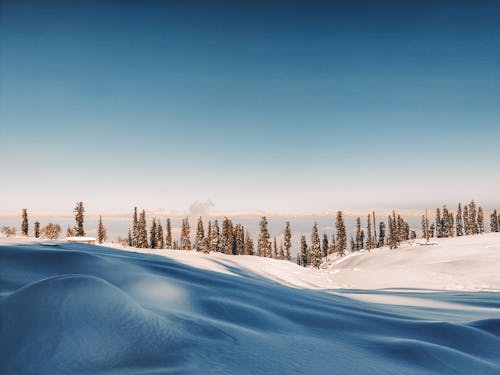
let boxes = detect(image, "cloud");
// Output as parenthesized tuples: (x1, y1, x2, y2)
(188, 200, 214, 220)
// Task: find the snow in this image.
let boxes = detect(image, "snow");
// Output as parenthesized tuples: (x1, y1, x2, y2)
(1, 234, 500, 374)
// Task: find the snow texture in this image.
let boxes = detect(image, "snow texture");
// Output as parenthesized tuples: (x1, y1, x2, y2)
(1, 234, 500, 374)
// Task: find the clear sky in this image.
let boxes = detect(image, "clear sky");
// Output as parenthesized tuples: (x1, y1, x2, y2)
(1, 0, 499, 214)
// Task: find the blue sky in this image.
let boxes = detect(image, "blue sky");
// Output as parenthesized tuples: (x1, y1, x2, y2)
(1, 0, 499, 213)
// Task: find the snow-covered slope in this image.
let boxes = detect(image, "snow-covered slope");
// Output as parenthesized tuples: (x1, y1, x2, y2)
(1, 235, 500, 374)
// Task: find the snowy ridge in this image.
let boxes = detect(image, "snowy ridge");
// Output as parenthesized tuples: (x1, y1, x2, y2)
(1, 236, 500, 374)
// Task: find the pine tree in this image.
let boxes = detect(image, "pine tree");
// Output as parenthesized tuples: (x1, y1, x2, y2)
(284, 221, 292, 260)
(157, 221, 164, 249)
(435, 208, 442, 238)
(165, 218, 172, 248)
(272, 237, 278, 259)
(73, 201, 85, 236)
(463, 205, 470, 235)
(127, 229, 132, 246)
(366, 214, 372, 252)
(372, 211, 377, 247)
(490, 209, 499, 232)
(421, 212, 429, 240)
(456, 203, 464, 236)
(328, 233, 336, 255)
(279, 241, 284, 260)
(34, 221, 40, 238)
(388, 212, 398, 249)
(350, 235, 355, 251)
(181, 217, 191, 250)
(66, 226, 73, 238)
(97, 215, 107, 244)
(211, 219, 220, 252)
(469, 200, 478, 234)
(21, 209, 28, 236)
(132, 207, 139, 247)
(221, 217, 232, 255)
(257, 216, 271, 257)
(300, 235, 308, 267)
(149, 218, 157, 249)
(138, 210, 148, 248)
(322, 233, 329, 258)
(355, 217, 362, 251)
(477, 207, 484, 234)
(310, 222, 322, 268)
(244, 229, 254, 255)
(195, 216, 205, 251)
(377, 221, 385, 247)
(335, 211, 347, 256)
(235, 224, 244, 255)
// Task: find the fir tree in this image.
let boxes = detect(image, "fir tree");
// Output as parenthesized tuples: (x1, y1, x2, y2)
(244, 229, 254, 255)
(429, 223, 435, 238)
(300, 235, 308, 267)
(366, 214, 372, 252)
(211, 219, 220, 252)
(350, 235, 355, 252)
(355, 217, 363, 251)
(138, 210, 148, 248)
(150, 218, 157, 249)
(181, 217, 191, 250)
(372, 211, 377, 247)
(165, 218, 172, 248)
(490, 209, 499, 232)
(284, 221, 292, 260)
(157, 220, 164, 249)
(272, 237, 278, 259)
(435, 208, 442, 238)
(469, 200, 478, 234)
(235, 224, 244, 255)
(66, 226, 73, 238)
(328, 233, 336, 255)
(421, 211, 429, 241)
(34, 221, 40, 238)
(195, 216, 205, 252)
(127, 229, 132, 246)
(456, 203, 464, 236)
(97, 215, 107, 244)
(221, 217, 232, 255)
(377, 221, 385, 247)
(73, 201, 85, 236)
(21, 209, 28, 236)
(477, 206, 484, 234)
(279, 241, 285, 260)
(132, 207, 139, 247)
(322, 233, 329, 258)
(463, 205, 470, 235)
(335, 211, 347, 256)
(257, 216, 271, 257)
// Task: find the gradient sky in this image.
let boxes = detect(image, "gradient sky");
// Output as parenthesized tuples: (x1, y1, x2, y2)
(1, 0, 499, 214)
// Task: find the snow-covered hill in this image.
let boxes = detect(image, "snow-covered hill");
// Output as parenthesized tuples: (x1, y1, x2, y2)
(1, 234, 500, 374)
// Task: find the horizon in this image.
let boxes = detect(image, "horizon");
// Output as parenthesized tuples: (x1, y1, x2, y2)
(1, 0, 499, 212)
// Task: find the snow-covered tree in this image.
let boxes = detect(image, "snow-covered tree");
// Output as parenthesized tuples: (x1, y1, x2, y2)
(477, 207, 484, 234)
(490, 209, 499, 232)
(165, 218, 172, 249)
(132, 207, 139, 247)
(284, 221, 292, 260)
(97, 215, 107, 244)
(335, 211, 347, 256)
(21, 209, 28, 236)
(322, 233, 329, 258)
(210, 219, 220, 253)
(456, 203, 464, 236)
(150, 218, 157, 249)
(272, 237, 278, 259)
(299, 235, 308, 267)
(195, 216, 205, 252)
(127, 228, 132, 246)
(328, 233, 336, 255)
(156, 221, 164, 249)
(377, 221, 385, 247)
(43, 223, 61, 239)
(366, 214, 372, 252)
(138, 210, 148, 248)
(355, 217, 363, 251)
(244, 229, 254, 255)
(258, 216, 271, 257)
(73, 202, 85, 236)
(181, 217, 191, 250)
(310, 222, 322, 268)
(34, 221, 40, 238)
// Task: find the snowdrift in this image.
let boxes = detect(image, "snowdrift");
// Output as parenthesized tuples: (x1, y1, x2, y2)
(1, 236, 500, 374)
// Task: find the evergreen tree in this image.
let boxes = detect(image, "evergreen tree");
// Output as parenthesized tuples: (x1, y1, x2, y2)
(132, 207, 139, 247)
(284, 221, 292, 260)
(377, 221, 385, 247)
(477, 207, 484, 234)
(157, 221, 164, 249)
(211, 219, 220, 252)
(355, 217, 363, 251)
(66, 226, 74, 237)
(150, 218, 157, 249)
(165, 218, 172, 248)
(421, 211, 430, 241)
(97, 215, 107, 244)
(221, 217, 232, 254)
(328, 233, 336, 255)
(322, 233, 329, 258)
(372, 211, 377, 247)
(429, 223, 435, 238)
(34, 221, 40, 238)
(21, 209, 28, 236)
(257, 216, 271, 257)
(235, 224, 244, 255)
(469, 200, 478, 234)
(300, 235, 308, 267)
(456, 203, 464, 236)
(138, 210, 148, 248)
(435, 208, 442, 238)
(127, 229, 132, 246)
(388, 212, 398, 249)
(335, 211, 347, 256)
(244, 229, 254, 255)
(490, 209, 499, 232)
(73, 201, 85, 236)
(181, 217, 191, 250)
(195, 216, 205, 252)
(366, 214, 372, 252)
(350, 235, 355, 252)
(463, 205, 470, 235)
(272, 237, 278, 259)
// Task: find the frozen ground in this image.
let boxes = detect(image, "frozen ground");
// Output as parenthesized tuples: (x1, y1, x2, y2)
(1, 234, 500, 374)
